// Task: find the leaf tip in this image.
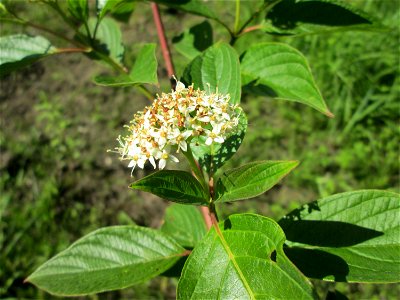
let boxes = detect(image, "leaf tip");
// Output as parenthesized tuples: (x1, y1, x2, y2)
(325, 110, 335, 118)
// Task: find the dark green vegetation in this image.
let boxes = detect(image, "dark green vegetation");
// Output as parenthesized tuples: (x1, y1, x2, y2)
(1, 0, 399, 299)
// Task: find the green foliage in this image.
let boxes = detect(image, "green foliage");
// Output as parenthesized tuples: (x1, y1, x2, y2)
(241, 42, 332, 116)
(130, 170, 209, 205)
(161, 204, 207, 248)
(27, 226, 186, 296)
(264, 0, 382, 35)
(94, 43, 158, 86)
(280, 190, 400, 283)
(191, 109, 247, 174)
(216, 161, 299, 202)
(1, 0, 398, 299)
(0, 34, 56, 76)
(183, 42, 241, 104)
(67, 0, 88, 22)
(178, 214, 315, 299)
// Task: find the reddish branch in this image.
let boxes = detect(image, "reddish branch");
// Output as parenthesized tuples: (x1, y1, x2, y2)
(151, 3, 214, 230)
(151, 3, 176, 88)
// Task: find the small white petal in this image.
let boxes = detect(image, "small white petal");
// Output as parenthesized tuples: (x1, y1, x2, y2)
(149, 157, 156, 169)
(159, 159, 166, 170)
(128, 160, 136, 168)
(205, 137, 213, 145)
(170, 154, 179, 163)
(215, 136, 225, 144)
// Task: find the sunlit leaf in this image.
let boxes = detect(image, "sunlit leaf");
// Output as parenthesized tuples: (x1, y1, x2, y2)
(241, 42, 333, 116)
(279, 190, 400, 283)
(215, 160, 298, 202)
(0, 34, 57, 76)
(265, 0, 383, 35)
(93, 43, 158, 86)
(27, 226, 186, 296)
(183, 42, 241, 105)
(178, 214, 315, 299)
(161, 204, 207, 248)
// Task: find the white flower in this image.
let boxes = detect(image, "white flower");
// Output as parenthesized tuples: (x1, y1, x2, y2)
(114, 80, 241, 173)
(158, 149, 179, 170)
(205, 124, 225, 145)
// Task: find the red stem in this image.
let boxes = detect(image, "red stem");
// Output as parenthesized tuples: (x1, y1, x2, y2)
(151, 3, 176, 88)
(201, 206, 213, 230)
(151, 2, 214, 230)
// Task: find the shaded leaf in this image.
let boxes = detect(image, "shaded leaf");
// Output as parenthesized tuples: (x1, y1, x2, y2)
(264, 0, 382, 35)
(27, 226, 186, 296)
(183, 42, 241, 105)
(130, 170, 209, 205)
(97, 0, 135, 21)
(94, 43, 158, 86)
(279, 190, 400, 282)
(153, 0, 217, 20)
(241, 42, 333, 116)
(215, 160, 298, 202)
(67, 0, 88, 22)
(0, 34, 56, 76)
(173, 20, 213, 60)
(161, 204, 207, 248)
(82, 17, 124, 63)
(191, 108, 247, 174)
(178, 214, 315, 299)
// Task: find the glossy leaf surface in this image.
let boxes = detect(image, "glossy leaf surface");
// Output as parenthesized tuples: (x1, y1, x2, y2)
(241, 42, 332, 116)
(183, 42, 241, 105)
(0, 34, 56, 76)
(97, 0, 135, 20)
(94, 43, 158, 86)
(265, 0, 381, 35)
(279, 190, 400, 282)
(215, 160, 298, 202)
(130, 170, 209, 205)
(27, 226, 185, 296)
(161, 204, 207, 248)
(178, 214, 315, 299)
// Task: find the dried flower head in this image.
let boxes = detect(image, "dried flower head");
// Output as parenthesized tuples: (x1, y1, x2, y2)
(115, 81, 242, 173)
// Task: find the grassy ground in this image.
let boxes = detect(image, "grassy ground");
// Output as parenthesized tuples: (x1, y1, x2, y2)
(1, 0, 399, 299)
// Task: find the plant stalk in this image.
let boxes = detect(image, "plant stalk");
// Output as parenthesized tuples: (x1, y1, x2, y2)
(151, 3, 176, 88)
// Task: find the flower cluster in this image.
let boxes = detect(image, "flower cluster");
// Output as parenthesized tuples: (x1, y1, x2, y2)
(115, 81, 241, 173)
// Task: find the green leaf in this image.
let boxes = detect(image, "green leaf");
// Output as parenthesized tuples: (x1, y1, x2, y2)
(0, 34, 57, 76)
(26, 225, 186, 296)
(97, 0, 135, 21)
(94, 43, 158, 86)
(153, 0, 217, 20)
(215, 160, 298, 202)
(265, 0, 383, 35)
(130, 170, 209, 205)
(279, 190, 400, 283)
(161, 204, 207, 248)
(183, 42, 241, 105)
(191, 108, 247, 174)
(173, 20, 213, 60)
(241, 42, 333, 117)
(178, 214, 315, 299)
(67, 0, 88, 22)
(83, 17, 124, 63)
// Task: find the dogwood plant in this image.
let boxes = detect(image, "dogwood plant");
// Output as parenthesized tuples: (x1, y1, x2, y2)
(1, 0, 399, 299)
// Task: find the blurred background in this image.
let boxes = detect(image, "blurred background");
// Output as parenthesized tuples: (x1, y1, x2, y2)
(0, 0, 399, 299)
